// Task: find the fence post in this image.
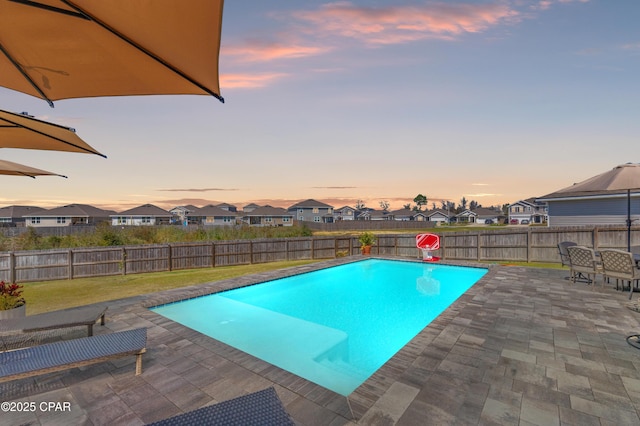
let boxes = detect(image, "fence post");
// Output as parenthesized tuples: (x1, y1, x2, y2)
(167, 244, 173, 271)
(593, 227, 599, 250)
(526, 230, 531, 262)
(440, 233, 445, 260)
(9, 252, 15, 283)
(395, 235, 398, 256)
(68, 249, 73, 280)
(250, 240, 253, 264)
(122, 247, 127, 275)
(311, 237, 315, 259)
(211, 242, 216, 268)
(286, 239, 290, 261)
(476, 232, 481, 261)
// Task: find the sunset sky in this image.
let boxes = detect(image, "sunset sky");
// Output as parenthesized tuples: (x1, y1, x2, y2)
(1, 0, 639, 213)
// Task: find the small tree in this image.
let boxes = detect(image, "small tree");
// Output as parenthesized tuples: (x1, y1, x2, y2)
(413, 194, 427, 211)
(403, 203, 411, 210)
(355, 199, 366, 210)
(379, 200, 390, 211)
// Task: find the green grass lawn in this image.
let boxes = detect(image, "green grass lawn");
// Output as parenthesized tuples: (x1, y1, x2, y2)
(19, 257, 565, 316)
(22, 259, 320, 315)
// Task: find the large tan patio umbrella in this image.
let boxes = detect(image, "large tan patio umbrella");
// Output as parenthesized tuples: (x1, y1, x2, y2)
(552, 163, 640, 251)
(0, 159, 67, 178)
(0, 0, 224, 107)
(0, 109, 105, 157)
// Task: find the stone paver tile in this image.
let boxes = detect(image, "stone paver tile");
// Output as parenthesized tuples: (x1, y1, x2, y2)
(558, 406, 601, 426)
(501, 348, 536, 364)
(479, 397, 520, 425)
(487, 384, 521, 407)
(546, 369, 592, 399)
(86, 399, 131, 426)
(287, 395, 346, 426)
(129, 394, 180, 424)
(622, 376, 640, 404)
(520, 396, 559, 426)
(359, 382, 419, 425)
(570, 395, 640, 425)
(397, 399, 455, 426)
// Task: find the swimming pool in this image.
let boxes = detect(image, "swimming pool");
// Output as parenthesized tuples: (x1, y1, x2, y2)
(151, 259, 487, 395)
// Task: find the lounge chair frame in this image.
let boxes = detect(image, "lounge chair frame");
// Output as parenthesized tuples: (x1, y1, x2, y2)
(0, 305, 107, 337)
(0, 327, 146, 383)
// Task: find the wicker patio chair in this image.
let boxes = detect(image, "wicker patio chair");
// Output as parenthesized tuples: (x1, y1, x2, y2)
(558, 241, 577, 268)
(566, 246, 602, 287)
(599, 249, 640, 299)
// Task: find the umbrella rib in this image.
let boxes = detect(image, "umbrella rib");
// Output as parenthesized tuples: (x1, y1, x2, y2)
(9, 0, 89, 19)
(0, 42, 54, 108)
(61, 0, 225, 103)
(0, 115, 106, 158)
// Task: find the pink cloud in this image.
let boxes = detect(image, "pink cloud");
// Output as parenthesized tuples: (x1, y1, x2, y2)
(291, 2, 520, 45)
(223, 42, 332, 62)
(220, 73, 288, 89)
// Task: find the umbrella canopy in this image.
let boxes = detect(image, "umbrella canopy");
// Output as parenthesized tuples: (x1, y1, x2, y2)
(0, 0, 224, 107)
(0, 159, 67, 178)
(548, 163, 640, 251)
(554, 163, 640, 195)
(0, 109, 104, 157)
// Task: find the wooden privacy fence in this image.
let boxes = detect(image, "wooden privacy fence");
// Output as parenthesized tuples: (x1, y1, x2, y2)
(0, 226, 637, 282)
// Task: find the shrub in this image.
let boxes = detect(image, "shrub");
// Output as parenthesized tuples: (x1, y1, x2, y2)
(0, 281, 25, 310)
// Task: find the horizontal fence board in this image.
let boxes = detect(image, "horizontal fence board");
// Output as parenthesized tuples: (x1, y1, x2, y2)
(2, 225, 639, 283)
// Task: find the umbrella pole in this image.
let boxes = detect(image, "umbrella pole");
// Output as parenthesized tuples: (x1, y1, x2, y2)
(629, 189, 632, 252)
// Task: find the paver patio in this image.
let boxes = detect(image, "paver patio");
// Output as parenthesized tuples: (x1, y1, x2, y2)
(3, 257, 640, 425)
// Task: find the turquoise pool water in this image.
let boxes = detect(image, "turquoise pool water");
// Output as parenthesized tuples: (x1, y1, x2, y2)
(151, 259, 487, 395)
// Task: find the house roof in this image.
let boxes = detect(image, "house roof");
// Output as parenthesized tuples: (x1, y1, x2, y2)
(472, 207, 502, 218)
(115, 204, 172, 217)
(0, 205, 46, 219)
(335, 206, 356, 212)
(216, 203, 236, 209)
(244, 205, 292, 216)
(190, 205, 237, 217)
(24, 204, 112, 217)
(425, 209, 449, 218)
(170, 205, 198, 213)
(508, 199, 536, 208)
(243, 203, 260, 209)
(288, 199, 333, 209)
(390, 208, 414, 217)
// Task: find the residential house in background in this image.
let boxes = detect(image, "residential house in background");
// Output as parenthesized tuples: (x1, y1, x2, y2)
(537, 189, 629, 227)
(508, 198, 548, 224)
(424, 209, 449, 223)
(472, 207, 503, 224)
(23, 204, 112, 227)
(242, 205, 293, 227)
(188, 204, 237, 226)
(169, 205, 198, 225)
(243, 203, 260, 213)
(453, 209, 477, 223)
(390, 208, 428, 221)
(111, 204, 172, 226)
(0, 205, 45, 227)
(287, 199, 334, 223)
(217, 203, 238, 212)
(333, 206, 357, 221)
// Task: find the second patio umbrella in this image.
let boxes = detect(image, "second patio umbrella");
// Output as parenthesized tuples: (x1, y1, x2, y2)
(552, 163, 640, 251)
(0, 0, 224, 107)
(0, 109, 104, 157)
(0, 159, 67, 178)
